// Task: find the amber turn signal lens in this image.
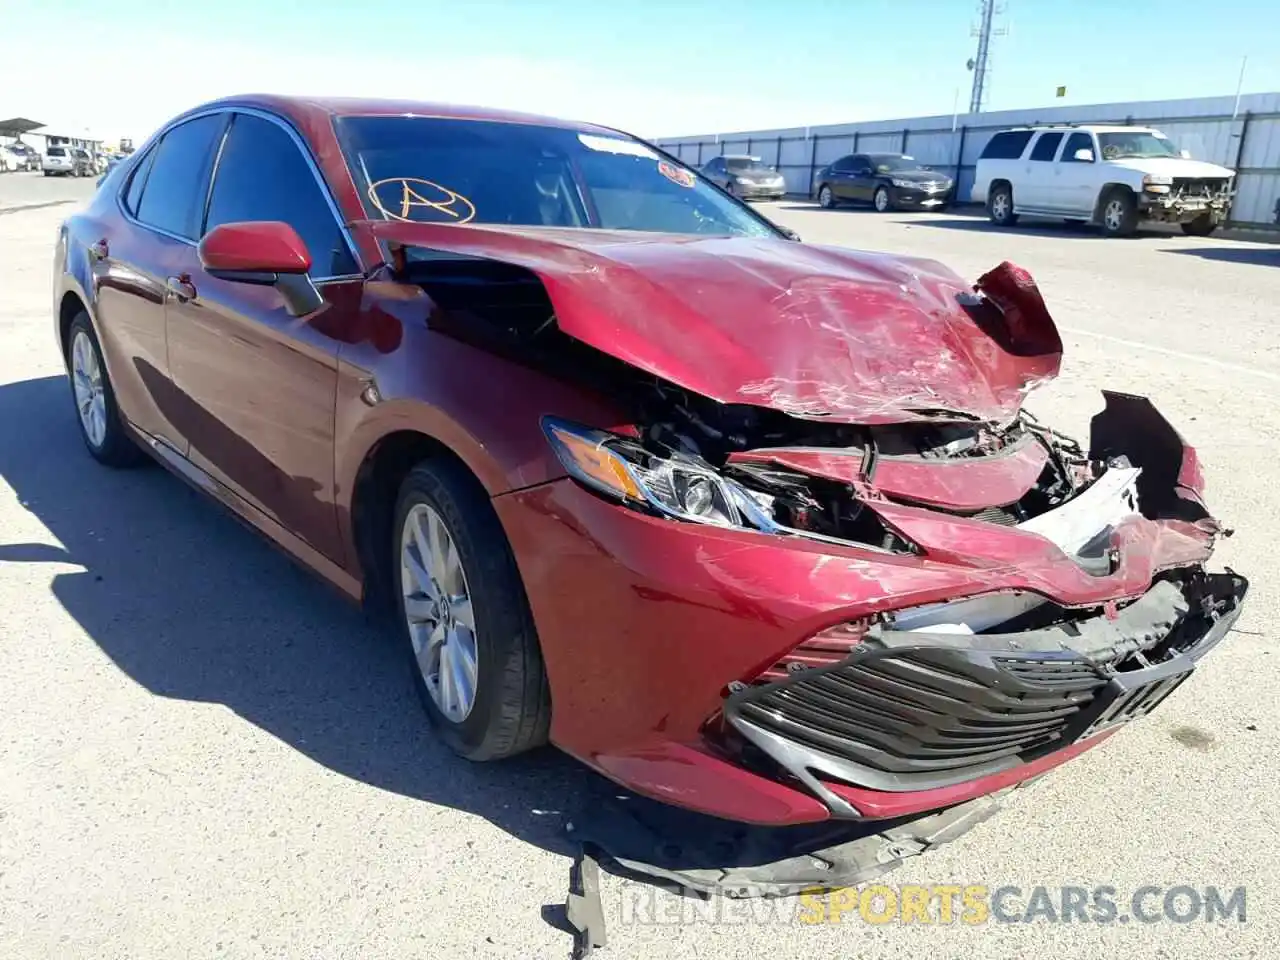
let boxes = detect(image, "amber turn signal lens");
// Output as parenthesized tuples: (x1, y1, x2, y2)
(544, 420, 644, 502)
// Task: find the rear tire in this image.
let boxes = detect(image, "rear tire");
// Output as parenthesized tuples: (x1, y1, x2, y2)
(1100, 188, 1138, 237)
(817, 184, 836, 209)
(1181, 214, 1219, 237)
(392, 459, 551, 761)
(987, 183, 1018, 226)
(65, 313, 147, 467)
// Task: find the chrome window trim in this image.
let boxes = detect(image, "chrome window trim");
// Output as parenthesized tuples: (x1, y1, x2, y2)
(115, 105, 363, 282)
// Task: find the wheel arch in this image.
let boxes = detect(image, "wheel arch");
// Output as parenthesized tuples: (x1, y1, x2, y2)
(57, 290, 88, 365)
(347, 425, 506, 617)
(1093, 182, 1136, 222)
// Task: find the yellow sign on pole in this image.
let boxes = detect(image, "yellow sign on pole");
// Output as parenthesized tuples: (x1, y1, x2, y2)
(1056, 86, 1067, 98)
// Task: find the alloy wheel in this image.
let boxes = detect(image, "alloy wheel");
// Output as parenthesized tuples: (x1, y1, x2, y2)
(1104, 199, 1125, 232)
(819, 185, 833, 208)
(875, 188, 890, 212)
(400, 502, 479, 723)
(71, 329, 107, 449)
(992, 192, 1010, 221)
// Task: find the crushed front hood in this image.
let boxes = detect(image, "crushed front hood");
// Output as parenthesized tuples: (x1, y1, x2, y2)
(362, 221, 1063, 425)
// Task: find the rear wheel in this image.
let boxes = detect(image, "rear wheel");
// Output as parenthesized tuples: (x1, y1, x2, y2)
(392, 459, 551, 761)
(66, 313, 146, 467)
(817, 184, 836, 209)
(987, 183, 1018, 226)
(1100, 188, 1138, 237)
(1181, 214, 1219, 237)
(873, 186, 894, 212)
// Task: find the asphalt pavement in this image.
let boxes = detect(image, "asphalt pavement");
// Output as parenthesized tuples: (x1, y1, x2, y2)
(1, 171, 1277, 958)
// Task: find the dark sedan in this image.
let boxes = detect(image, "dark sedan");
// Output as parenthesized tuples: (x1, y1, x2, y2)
(701, 154, 787, 200)
(814, 153, 953, 211)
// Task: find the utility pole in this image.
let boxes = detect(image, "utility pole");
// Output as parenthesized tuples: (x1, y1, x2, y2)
(967, 0, 1008, 114)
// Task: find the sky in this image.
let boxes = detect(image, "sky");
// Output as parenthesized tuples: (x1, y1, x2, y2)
(2, 0, 1278, 145)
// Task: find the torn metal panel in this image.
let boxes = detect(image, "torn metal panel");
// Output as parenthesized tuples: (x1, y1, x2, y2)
(361, 219, 1064, 425)
(1016, 465, 1141, 555)
(728, 431, 1051, 511)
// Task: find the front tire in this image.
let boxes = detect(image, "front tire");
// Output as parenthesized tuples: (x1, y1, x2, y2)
(817, 184, 836, 209)
(392, 459, 551, 761)
(1181, 214, 1219, 237)
(66, 313, 146, 467)
(987, 183, 1018, 226)
(873, 186, 894, 212)
(1100, 188, 1138, 237)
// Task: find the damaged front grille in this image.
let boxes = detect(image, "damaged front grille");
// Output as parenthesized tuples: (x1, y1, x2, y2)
(1171, 177, 1230, 198)
(734, 648, 1104, 780)
(723, 572, 1248, 800)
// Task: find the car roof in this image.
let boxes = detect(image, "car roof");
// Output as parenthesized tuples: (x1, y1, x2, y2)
(191, 93, 629, 138)
(1007, 124, 1159, 134)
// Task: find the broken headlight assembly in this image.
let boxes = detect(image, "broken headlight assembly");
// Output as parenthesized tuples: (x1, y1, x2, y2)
(543, 417, 762, 527)
(542, 417, 916, 554)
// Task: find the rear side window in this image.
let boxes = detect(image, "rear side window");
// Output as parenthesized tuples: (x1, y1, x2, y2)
(1061, 132, 1095, 162)
(831, 155, 857, 172)
(124, 147, 157, 216)
(135, 114, 226, 239)
(1029, 132, 1064, 162)
(980, 131, 1033, 160)
(204, 113, 357, 279)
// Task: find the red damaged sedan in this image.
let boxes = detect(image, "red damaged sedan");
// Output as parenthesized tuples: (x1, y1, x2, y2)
(55, 96, 1245, 846)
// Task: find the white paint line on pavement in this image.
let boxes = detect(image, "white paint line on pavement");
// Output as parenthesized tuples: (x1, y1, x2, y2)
(1060, 324, 1280, 384)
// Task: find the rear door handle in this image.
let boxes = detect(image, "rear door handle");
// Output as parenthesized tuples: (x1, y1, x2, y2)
(165, 275, 197, 302)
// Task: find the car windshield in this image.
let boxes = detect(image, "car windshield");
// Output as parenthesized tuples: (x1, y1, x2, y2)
(725, 157, 770, 172)
(871, 156, 926, 173)
(336, 116, 778, 238)
(1098, 132, 1180, 160)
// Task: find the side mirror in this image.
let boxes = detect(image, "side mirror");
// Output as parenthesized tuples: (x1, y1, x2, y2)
(1073, 148, 1095, 162)
(1180, 149, 1191, 159)
(198, 221, 324, 317)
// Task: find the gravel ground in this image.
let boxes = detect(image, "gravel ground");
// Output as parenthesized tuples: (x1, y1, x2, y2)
(1, 177, 1277, 959)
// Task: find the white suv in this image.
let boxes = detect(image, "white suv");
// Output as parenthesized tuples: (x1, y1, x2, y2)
(972, 125, 1235, 237)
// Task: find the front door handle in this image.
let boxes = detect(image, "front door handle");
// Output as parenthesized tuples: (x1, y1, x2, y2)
(165, 275, 197, 302)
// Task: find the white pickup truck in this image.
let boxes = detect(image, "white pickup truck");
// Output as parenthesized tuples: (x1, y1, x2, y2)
(972, 124, 1235, 237)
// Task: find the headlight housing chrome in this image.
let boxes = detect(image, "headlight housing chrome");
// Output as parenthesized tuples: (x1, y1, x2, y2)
(543, 417, 767, 527)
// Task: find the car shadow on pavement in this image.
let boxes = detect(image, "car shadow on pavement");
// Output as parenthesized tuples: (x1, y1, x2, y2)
(895, 216, 1115, 238)
(1162, 245, 1280, 266)
(0, 374, 623, 861)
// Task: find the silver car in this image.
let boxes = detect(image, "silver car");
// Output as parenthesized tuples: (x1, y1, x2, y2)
(701, 154, 787, 200)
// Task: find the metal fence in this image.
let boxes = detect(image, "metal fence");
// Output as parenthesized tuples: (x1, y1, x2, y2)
(657, 93, 1280, 228)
